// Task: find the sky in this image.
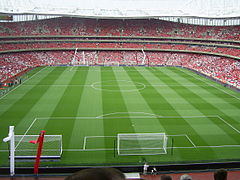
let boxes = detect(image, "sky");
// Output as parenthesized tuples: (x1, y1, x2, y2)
(7, 0, 189, 10)
(0, 0, 239, 17)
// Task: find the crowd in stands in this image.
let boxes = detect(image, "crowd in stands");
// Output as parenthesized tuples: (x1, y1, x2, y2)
(0, 17, 239, 40)
(0, 17, 239, 89)
(0, 51, 73, 82)
(64, 168, 228, 180)
(0, 42, 239, 59)
(0, 54, 28, 82)
(159, 169, 228, 180)
(0, 51, 239, 88)
(147, 52, 240, 87)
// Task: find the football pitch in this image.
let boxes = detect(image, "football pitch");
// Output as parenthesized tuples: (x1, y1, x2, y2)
(0, 66, 240, 167)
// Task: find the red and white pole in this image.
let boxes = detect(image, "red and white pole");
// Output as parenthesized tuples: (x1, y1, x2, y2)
(29, 130, 46, 175)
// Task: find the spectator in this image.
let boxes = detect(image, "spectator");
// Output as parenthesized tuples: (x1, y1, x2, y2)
(214, 169, 228, 180)
(180, 174, 192, 180)
(161, 174, 172, 180)
(65, 168, 125, 180)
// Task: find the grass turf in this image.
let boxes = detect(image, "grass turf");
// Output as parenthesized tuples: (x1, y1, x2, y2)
(0, 66, 240, 167)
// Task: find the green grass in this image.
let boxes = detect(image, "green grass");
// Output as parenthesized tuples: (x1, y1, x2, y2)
(0, 66, 240, 167)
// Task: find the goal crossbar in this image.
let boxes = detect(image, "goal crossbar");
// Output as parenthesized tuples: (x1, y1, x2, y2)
(103, 61, 119, 66)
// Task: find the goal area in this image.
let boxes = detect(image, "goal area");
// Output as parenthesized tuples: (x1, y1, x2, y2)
(15, 135, 62, 159)
(117, 133, 168, 156)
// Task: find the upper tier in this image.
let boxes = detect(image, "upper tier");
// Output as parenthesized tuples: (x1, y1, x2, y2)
(0, 17, 239, 40)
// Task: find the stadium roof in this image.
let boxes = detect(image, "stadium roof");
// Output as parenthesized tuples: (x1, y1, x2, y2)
(0, 0, 240, 18)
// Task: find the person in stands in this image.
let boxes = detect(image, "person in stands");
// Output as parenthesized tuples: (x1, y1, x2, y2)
(180, 174, 192, 180)
(65, 168, 125, 180)
(214, 169, 228, 180)
(160, 174, 172, 180)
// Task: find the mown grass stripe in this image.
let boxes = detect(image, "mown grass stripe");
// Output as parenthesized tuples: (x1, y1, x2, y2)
(0, 66, 45, 98)
(172, 67, 240, 135)
(125, 66, 218, 161)
(69, 66, 104, 147)
(113, 67, 175, 162)
(44, 67, 89, 149)
(101, 66, 135, 163)
(0, 67, 68, 167)
(169, 68, 240, 124)
(0, 67, 64, 138)
(179, 68, 240, 110)
(76, 66, 104, 117)
(161, 67, 206, 86)
(176, 68, 240, 100)
(135, 67, 208, 116)
(1, 66, 240, 167)
(150, 67, 240, 146)
(0, 67, 50, 114)
(14, 66, 76, 135)
(113, 66, 166, 132)
(64, 66, 106, 165)
(161, 67, 240, 106)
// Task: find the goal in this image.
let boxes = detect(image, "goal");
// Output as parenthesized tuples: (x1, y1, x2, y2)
(3, 126, 62, 176)
(117, 133, 168, 156)
(103, 61, 119, 66)
(15, 135, 62, 159)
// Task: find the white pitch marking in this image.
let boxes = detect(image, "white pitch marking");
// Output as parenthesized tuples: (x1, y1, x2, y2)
(69, 66, 74, 71)
(185, 135, 197, 148)
(83, 136, 87, 150)
(167, 134, 196, 148)
(178, 68, 240, 101)
(20, 84, 213, 87)
(91, 80, 146, 92)
(0, 67, 47, 100)
(96, 112, 162, 119)
(14, 117, 38, 150)
(217, 115, 240, 134)
(7, 115, 240, 153)
(83, 136, 116, 150)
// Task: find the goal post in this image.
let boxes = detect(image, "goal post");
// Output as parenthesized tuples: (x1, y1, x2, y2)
(3, 125, 62, 176)
(103, 61, 119, 66)
(71, 48, 78, 65)
(141, 49, 146, 65)
(3, 126, 15, 176)
(117, 133, 168, 156)
(14, 134, 62, 159)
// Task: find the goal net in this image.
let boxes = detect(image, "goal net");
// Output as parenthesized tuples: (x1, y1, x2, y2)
(117, 133, 168, 156)
(103, 61, 119, 66)
(14, 135, 62, 159)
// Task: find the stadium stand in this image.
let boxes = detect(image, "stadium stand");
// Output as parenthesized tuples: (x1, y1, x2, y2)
(0, 18, 239, 95)
(0, 17, 239, 40)
(1, 49, 239, 88)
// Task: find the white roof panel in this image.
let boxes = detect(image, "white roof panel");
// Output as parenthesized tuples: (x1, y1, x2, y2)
(0, 0, 240, 18)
